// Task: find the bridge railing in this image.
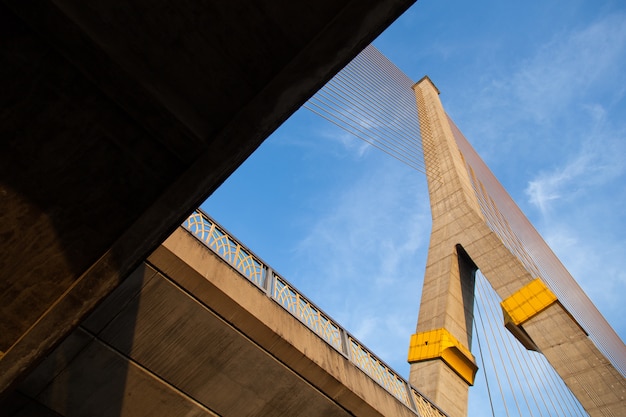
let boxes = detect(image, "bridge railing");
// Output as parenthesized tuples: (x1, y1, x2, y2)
(183, 209, 448, 417)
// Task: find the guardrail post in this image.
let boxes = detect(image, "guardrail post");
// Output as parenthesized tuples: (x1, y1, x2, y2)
(263, 267, 275, 298)
(405, 382, 419, 414)
(340, 329, 351, 360)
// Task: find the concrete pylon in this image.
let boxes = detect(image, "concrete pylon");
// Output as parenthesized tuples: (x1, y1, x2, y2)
(408, 76, 626, 417)
(407, 77, 482, 417)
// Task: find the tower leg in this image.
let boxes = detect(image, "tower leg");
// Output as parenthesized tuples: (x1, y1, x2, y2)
(409, 245, 477, 417)
(408, 76, 481, 417)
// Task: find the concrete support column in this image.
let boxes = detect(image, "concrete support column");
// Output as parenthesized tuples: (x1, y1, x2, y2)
(408, 77, 481, 417)
(409, 245, 477, 417)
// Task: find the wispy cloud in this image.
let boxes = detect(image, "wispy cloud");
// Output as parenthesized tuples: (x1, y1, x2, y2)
(525, 112, 626, 217)
(525, 150, 591, 216)
(330, 130, 371, 158)
(452, 12, 626, 165)
(511, 13, 626, 124)
(290, 155, 431, 373)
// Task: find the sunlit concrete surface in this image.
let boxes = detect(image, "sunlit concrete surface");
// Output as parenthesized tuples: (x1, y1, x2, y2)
(5, 227, 422, 417)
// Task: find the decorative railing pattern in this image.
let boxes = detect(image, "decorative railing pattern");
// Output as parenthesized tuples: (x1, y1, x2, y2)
(349, 337, 411, 404)
(413, 391, 448, 417)
(182, 209, 448, 417)
(273, 275, 343, 350)
(184, 212, 266, 287)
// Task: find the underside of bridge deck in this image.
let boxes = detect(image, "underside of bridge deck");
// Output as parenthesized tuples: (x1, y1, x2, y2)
(0, 0, 416, 401)
(4, 228, 421, 417)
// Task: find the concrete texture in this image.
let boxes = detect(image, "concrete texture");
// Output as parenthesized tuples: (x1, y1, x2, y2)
(7, 227, 424, 417)
(408, 77, 481, 417)
(0, 0, 415, 395)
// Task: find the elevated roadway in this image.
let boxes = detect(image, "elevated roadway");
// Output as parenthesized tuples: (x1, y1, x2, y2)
(4, 222, 445, 416)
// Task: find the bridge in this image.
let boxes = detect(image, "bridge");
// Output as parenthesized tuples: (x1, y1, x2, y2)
(1, 1, 625, 416)
(5, 54, 626, 416)
(6, 172, 625, 416)
(7, 210, 448, 417)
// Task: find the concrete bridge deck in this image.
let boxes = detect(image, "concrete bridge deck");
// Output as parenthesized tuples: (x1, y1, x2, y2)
(5, 217, 445, 417)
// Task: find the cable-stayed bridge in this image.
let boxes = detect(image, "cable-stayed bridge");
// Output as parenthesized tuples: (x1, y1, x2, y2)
(6, 42, 625, 417)
(1, 1, 624, 414)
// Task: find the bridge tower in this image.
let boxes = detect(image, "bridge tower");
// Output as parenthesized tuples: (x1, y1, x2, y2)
(408, 77, 626, 417)
(406, 77, 480, 417)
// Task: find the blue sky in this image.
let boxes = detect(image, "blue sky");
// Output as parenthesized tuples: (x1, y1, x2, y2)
(202, 0, 626, 414)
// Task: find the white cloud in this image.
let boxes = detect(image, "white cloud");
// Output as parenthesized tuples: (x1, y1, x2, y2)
(524, 151, 589, 216)
(451, 12, 626, 164)
(511, 13, 626, 123)
(525, 119, 626, 217)
(290, 155, 431, 374)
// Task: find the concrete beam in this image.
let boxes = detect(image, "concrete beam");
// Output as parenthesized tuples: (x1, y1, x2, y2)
(0, 0, 416, 394)
(11, 228, 423, 416)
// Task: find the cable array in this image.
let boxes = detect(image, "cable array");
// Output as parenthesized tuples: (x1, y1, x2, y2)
(473, 272, 589, 417)
(303, 44, 623, 415)
(452, 116, 626, 378)
(304, 45, 426, 174)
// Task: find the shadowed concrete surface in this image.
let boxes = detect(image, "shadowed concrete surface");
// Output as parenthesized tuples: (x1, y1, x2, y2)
(0, 0, 415, 401)
(3, 227, 420, 416)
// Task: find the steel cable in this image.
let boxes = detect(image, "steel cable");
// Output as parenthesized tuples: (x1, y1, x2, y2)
(474, 318, 497, 417)
(475, 283, 513, 417)
(304, 44, 427, 176)
(476, 274, 526, 416)
(475, 272, 590, 416)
